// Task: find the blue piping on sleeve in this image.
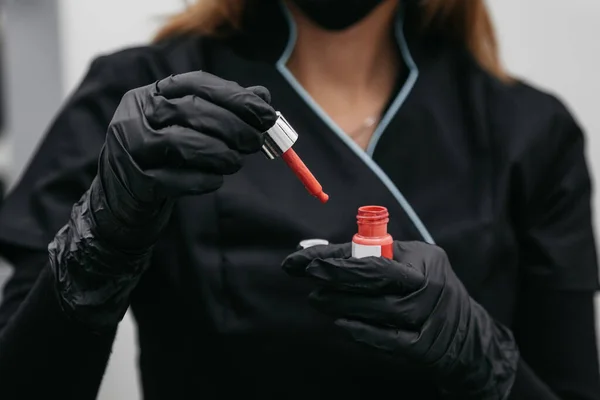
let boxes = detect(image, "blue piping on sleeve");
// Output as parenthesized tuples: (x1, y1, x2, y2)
(275, 1, 435, 245)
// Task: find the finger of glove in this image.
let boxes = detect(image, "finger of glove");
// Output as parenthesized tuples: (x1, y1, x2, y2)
(148, 95, 264, 154)
(155, 71, 277, 132)
(304, 257, 425, 295)
(247, 85, 271, 104)
(309, 288, 424, 329)
(144, 168, 224, 197)
(393, 241, 450, 276)
(281, 243, 352, 277)
(128, 125, 244, 175)
(335, 318, 420, 357)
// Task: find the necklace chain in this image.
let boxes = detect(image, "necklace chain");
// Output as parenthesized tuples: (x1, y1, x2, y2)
(349, 115, 380, 136)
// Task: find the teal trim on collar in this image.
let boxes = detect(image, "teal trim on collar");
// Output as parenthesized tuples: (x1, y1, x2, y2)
(275, 1, 434, 244)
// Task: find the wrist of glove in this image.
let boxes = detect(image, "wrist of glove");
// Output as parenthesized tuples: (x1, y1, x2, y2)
(435, 300, 519, 399)
(282, 241, 519, 399)
(48, 178, 158, 332)
(46, 143, 176, 333)
(46, 147, 174, 332)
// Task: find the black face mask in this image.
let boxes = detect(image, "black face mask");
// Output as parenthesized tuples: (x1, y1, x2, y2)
(290, 0, 386, 31)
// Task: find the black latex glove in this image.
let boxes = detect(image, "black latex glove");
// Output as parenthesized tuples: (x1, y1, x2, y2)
(48, 71, 277, 331)
(93, 71, 277, 249)
(282, 241, 519, 399)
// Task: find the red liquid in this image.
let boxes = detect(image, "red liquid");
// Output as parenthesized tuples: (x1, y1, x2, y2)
(352, 206, 393, 259)
(281, 148, 329, 203)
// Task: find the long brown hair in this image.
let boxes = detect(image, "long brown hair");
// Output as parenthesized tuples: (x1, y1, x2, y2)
(155, 0, 509, 81)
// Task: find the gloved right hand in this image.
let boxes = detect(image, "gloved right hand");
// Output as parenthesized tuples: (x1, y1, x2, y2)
(48, 71, 277, 331)
(95, 71, 277, 249)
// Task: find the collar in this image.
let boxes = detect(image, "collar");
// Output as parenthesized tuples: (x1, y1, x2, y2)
(221, 1, 436, 245)
(225, 0, 426, 66)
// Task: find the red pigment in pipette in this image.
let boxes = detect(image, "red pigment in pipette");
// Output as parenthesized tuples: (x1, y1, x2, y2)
(281, 148, 329, 203)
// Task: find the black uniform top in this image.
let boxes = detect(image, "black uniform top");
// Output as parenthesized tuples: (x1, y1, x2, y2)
(0, 3, 598, 399)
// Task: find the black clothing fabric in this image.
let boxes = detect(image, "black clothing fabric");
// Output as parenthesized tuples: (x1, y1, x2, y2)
(0, 2, 599, 399)
(0, 263, 116, 399)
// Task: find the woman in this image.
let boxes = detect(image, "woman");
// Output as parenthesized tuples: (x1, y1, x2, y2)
(0, 0, 598, 398)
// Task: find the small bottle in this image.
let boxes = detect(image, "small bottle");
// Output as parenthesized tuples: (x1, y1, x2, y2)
(352, 206, 393, 259)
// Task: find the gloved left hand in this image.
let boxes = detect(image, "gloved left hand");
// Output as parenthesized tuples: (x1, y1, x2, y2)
(282, 241, 519, 399)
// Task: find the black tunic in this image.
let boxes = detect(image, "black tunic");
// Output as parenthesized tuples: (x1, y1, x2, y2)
(0, 3, 598, 399)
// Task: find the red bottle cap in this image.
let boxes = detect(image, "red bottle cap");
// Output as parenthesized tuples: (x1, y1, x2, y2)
(356, 206, 389, 237)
